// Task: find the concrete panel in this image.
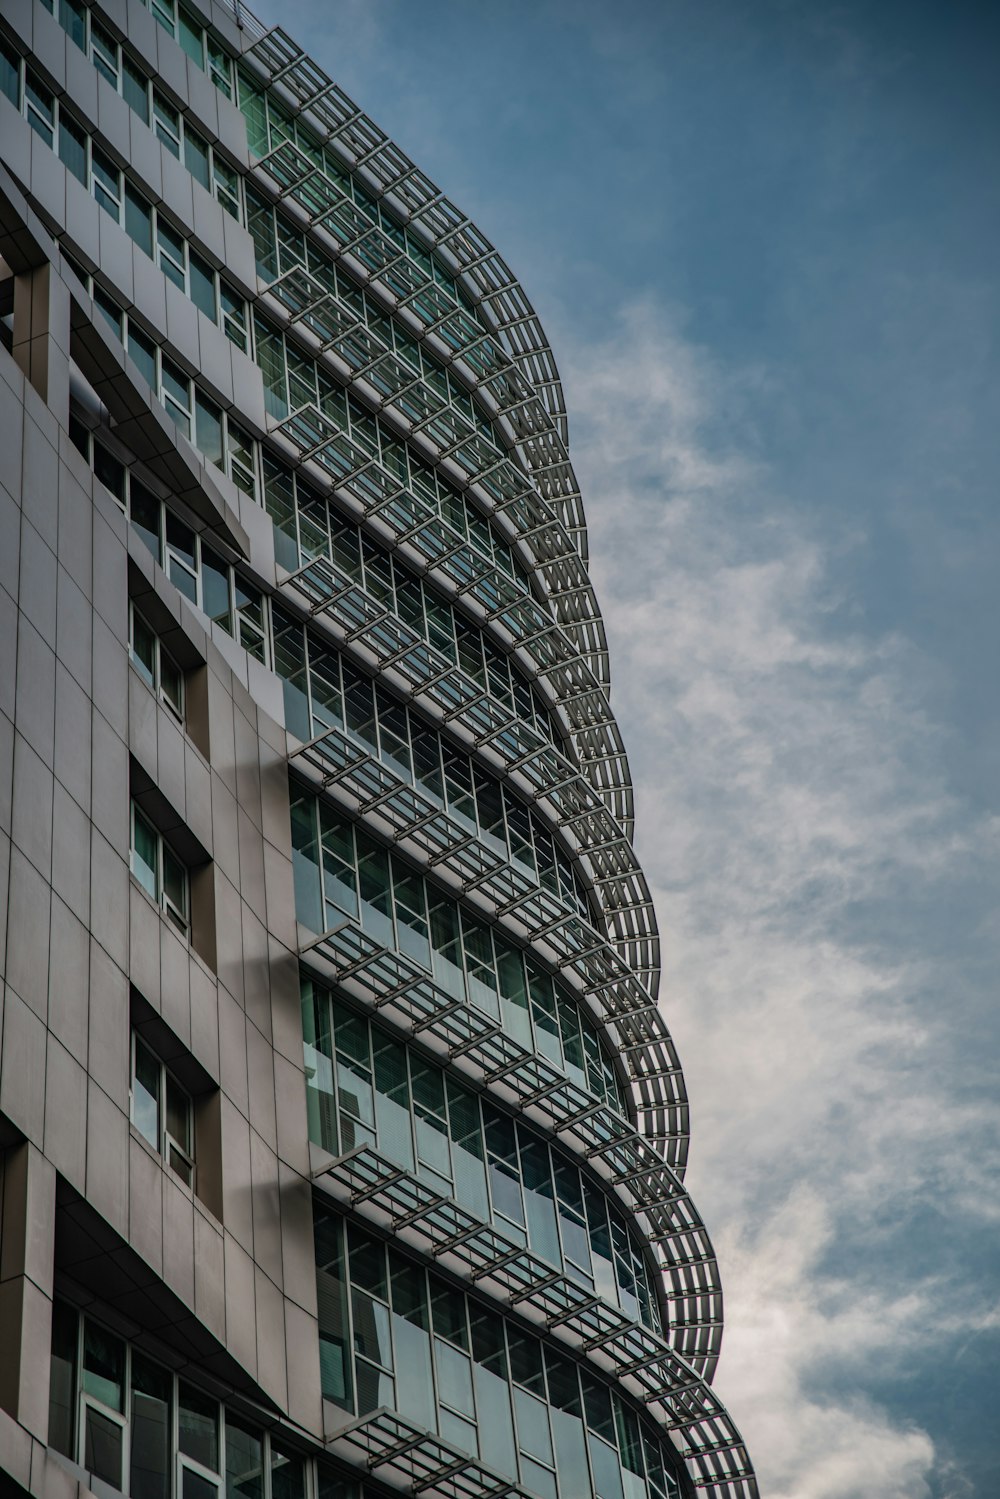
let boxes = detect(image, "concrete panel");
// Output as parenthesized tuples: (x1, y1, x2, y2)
(159, 919, 192, 1051)
(85, 1079, 128, 1240)
(17, 521, 57, 645)
(222, 1231, 256, 1379)
(56, 465, 94, 599)
(14, 620, 55, 768)
(0, 988, 47, 1144)
(284, 1298, 323, 1435)
(240, 902, 270, 1044)
(89, 831, 129, 971)
(273, 1053, 310, 1180)
(219, 1095, 252, 1252)
(11, 733, 53, 883)
(55, 564, 94, 700)
(128, 1134, 164, 1279)
(188, 957, 219, 1081)
(87, 940, 129, 1109)
(276, 1161, 316, 1314)
(161, 1171, 195, 1308)
(91, 616, 128, 742)
(46, 894, 90, 1060)
(248, 1127, 281, 1284)
(42, 1037, 87, 1191)
(193, 1202, 225, 1342)
(53, 661, 92, 814)
(128, 882, 162, 1012)
(50, 777, 90, 925)
(5, 846, 51, 1023)
(253, 1265, 287, 1408)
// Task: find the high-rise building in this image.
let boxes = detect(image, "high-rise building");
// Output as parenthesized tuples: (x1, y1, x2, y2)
(0, 3, 755, 1497)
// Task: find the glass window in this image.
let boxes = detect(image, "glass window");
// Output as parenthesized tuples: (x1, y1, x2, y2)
(125, 184, 154, 257)
(178, 7, 204, 66)
(161, 357, 193, 437)
(58, 0, 86, 48)
(48, 1300, 78, 1458)
(123, 57, 150, 124)
(224, 1420, 263, 1499)
(58, 110, 87, 185)
(90, 20, 119, 87)
(131, 806, 158, 900)
(0, 39, 19, 108)
(129, 479, 162, 561)
(132, 1036, 160, 1148)
(156, 219, 187, 291)
(130, 800, 190, 939)
(82, 1321, 124, 1411)
(25, 72, 55, 145)
(179, 1383, 217, 1471)
(127, 324, 157, 389)
(84, 1405, 124, 1488)
(91, 147, 122, 219)
(186, 128, 212, 191)
(153, 93, 181, 156)
(130, 1354, 171, 1499)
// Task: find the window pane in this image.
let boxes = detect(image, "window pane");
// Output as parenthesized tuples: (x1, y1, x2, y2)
(153, 95, 181, 156)
(195, 392, 223, 464)
(184, 127, 211, 190)
(179, 1383, 217, 1470)
(178, 7, 204, 62)
(91, 148, 121, 217)
(269, 1443, 305, 1499)
(129, 480, 161, 561)
(48, 1301, 78, 1459)
(82, 1321, 125, 1411)
(84, 1406, 124, 1488)
(200, 545, 232, 630)
(0, 40, 19, 108)
(58, 0, 86, 49)
(161, 358, 192, 436)
(189, 253, 216, 320)
(183, 1469, 219, 1499)
(160, 650, 183, 717)
(157, 222, 186, 289)
(165, 1073, 191, 1154)
(93, 443, 125, 503)
(225, 1419, 263, 1499)
(130, 612, 156, 685)
(125, 185, 153, 256)
(162, 844, 188, 928)
(133, 1039, 160, 1148)
(123, 59, 149, 124)
(130, 1355, 171, 1499)
(127, 325, 157, 389)
(25, 75, 55, 146)
(131, 810, 158, 900)
(58, 111, 87, 184)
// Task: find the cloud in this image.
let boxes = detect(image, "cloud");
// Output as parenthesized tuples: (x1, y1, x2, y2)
(563, 301, 998, 1497)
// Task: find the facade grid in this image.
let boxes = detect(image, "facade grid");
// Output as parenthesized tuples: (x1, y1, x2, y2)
(0, 1, 756, 1497)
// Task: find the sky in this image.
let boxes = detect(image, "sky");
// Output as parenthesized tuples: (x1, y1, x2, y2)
(248, 2, 1000, 1494)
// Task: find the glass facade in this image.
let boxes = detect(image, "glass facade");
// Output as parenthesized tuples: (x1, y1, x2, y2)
(2, 0, 754, 1492)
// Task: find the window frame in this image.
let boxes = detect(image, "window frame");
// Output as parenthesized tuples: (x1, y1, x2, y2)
(130, 1031, 195, 1187)
(129, 800, 190, 938)
(128, 602, 184, 721)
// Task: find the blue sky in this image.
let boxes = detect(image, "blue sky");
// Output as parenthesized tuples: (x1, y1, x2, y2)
(250, 2, 1000, 1493)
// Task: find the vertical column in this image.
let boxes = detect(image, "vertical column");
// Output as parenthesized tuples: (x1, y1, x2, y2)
(0, 1141, 56, 1441)
(12, 261, 70, 426)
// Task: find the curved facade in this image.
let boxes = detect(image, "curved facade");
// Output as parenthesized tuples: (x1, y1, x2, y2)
(0, 2, 755, 1498)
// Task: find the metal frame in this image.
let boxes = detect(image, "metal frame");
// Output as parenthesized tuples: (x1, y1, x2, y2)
(315, 1145, 747, 1494)
(325, 1408, 532, 1498)
(197, 11, 758, 1494)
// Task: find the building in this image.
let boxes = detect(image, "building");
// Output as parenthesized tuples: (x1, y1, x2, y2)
(0, 2, 756, 1497)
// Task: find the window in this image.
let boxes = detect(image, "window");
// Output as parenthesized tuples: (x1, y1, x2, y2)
(91, 145, 122, 218)
(130, 1032, 194, 1186)
(130, 801, 189, 937)
(152, 93, 181, 157)
(50, 1310, 311, 1499)
(129, 604, 183, 719)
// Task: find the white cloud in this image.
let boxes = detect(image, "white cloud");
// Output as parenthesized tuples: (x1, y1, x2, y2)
(564, 301, 998, 1497)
